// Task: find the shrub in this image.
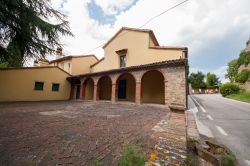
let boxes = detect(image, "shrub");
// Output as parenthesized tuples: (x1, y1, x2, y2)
(237, 51, 250, 66)
(221, 154, 236, 166)
(235, 69, 250, 83)
(220, 83, 240, 97)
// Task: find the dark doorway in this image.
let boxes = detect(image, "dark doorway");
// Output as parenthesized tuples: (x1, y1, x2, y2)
(118, 80, 127, 99)
(76, 84, 80, 99)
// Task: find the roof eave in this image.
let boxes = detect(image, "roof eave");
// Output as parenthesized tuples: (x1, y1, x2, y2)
(69, 59, 187, 80)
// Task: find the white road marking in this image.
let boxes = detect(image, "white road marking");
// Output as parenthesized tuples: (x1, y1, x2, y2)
(188, 107, 214, 138)
(207, 115, 213, 120)
(192, 97, 207, 113)
(245, 160, 250, 166)
(216, 126, 228, 136)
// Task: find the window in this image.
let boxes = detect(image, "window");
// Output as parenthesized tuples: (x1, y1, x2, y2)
(34, 82, 44, 91)
(116, 49, 127, 68)
(52, 83, 60, 91)
(60, 62, 64, 69)
(120, 55, 126, 68)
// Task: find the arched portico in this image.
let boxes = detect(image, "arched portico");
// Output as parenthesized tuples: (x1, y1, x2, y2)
(82, 78, 94, 100)
(141, 70, 165, 104)
(97, 76, 112, 100)
(115, 73, 136, 102)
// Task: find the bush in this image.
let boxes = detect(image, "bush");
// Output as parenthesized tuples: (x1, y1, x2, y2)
(237, 51, 250, 66)
(220, 83, 240, 97)
(221, 154, 236, 166)
(235, 69, 250, 83)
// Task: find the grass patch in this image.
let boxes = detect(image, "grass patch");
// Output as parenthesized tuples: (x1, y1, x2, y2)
(118, 144, 147, 166)
(226, 91, 250, 103)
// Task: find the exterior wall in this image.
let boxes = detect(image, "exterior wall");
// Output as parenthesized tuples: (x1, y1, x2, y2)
(0, 67, 71, 102)
(71, 57, 97, 75)
(57, 59, 72, 74)
(162, 66, 186, 108)
(84, 79, 94, 100)
(37, 61, 49, 66)
(50, 56, 98, 75)
(91, 30, 184, 72)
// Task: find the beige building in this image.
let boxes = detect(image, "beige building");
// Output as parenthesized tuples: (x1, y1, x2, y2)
(34, 48, 98, 75)
(0, 67, 71, 101)
(0, 27, 188, 110)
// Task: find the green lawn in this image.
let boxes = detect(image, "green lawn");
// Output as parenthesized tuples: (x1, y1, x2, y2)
(227, 92, 250, 103)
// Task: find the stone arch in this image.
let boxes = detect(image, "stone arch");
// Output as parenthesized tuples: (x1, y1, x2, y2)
(82, 78, 94, 100)
(141, 70, 165, 104)
(97, 75, 112, 100)
(115, 73, 136, 102)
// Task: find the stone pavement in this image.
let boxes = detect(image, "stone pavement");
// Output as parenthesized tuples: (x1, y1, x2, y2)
(0, 101, 189, 166)
(147, 112, 187, 166)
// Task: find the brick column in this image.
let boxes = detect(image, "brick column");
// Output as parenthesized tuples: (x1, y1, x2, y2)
(164, 80, 169, 106)
(111, 84, 116, 102)
(135, 82, 141, 104)
(93, 84, 98, 101)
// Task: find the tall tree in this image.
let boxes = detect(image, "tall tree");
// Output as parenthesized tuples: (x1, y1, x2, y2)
(206, 72, 220, 87)
(225, 59, 239, 82)
(0, 0, 73, 67)
(189, 71, 206, 88)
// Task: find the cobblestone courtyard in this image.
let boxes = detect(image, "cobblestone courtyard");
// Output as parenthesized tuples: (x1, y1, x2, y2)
(0, 101, 174, 165)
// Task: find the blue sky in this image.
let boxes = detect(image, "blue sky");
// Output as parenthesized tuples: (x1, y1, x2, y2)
(52, 0, 250, 82)
(87, 0, 138, 25)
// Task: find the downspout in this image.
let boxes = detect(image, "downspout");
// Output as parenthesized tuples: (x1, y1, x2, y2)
(184, 48, 189, 109)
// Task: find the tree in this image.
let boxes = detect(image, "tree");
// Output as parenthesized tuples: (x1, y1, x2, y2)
(206, 72, 220, 87)
(225, 59, 239, 82)
(0, 0, 73, 67)
(235, 69, 250, 83)
(238, 51, 250, 66)
(189, 71, 206, 88)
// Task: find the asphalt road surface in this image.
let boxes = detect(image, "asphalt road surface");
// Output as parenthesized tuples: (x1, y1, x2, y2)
(189, 94, 250, 166)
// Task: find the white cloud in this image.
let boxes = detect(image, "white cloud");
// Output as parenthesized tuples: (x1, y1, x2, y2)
(49, 0, 250, 77)
(93, 0, 136, 15)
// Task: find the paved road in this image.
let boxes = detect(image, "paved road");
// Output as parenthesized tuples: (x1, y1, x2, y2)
(189, 94, 250, 166)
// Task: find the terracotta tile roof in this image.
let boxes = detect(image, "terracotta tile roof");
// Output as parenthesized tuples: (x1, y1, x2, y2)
(149, 46, 188, 51)
(49, 55, 98, 63)
(68, 58, 187, 80)
(0, 66, 71, 76)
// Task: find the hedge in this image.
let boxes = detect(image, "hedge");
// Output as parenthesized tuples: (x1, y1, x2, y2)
(220, 83, 240, 97)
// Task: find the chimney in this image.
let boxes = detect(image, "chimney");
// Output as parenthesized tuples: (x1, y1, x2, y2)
(40, 50, 45, 59)
(56, 47, 63, 59)
(33, 60, 39, 67)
